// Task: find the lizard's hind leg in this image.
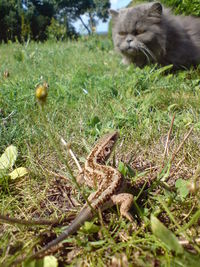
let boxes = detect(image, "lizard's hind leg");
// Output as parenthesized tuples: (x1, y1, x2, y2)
(111, 193, 134, 222)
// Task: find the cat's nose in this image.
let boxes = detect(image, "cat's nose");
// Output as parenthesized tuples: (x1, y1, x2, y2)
(126, 36, 133, 43)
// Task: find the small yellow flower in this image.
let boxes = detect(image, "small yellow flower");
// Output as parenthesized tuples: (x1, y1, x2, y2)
(35, 82, 49, 103)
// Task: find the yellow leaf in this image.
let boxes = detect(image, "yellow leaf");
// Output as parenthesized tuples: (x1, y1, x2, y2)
(9, 167, 28, 180)
(43, 256, 58, 267)
(0, 145, 17, 170)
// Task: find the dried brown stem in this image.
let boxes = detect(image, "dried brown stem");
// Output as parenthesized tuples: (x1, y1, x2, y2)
(170, 126, 194, 163)
(169, 157, 185, 178)
(162, 113, 176, 164)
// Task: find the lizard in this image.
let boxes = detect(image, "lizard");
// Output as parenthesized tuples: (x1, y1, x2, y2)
(20, 131, 134, 262)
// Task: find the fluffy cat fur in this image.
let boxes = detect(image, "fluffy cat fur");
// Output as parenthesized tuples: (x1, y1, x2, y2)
(110, 2, 200, 69)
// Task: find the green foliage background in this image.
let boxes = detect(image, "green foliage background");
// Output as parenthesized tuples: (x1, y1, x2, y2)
(130, 0, 200, 16)
(159, 0, 200, 16)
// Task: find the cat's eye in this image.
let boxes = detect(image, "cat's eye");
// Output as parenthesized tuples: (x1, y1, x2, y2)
(136, 29, 144, 35)
(135, 29, 144, 35)
(118, 31, 127, 36)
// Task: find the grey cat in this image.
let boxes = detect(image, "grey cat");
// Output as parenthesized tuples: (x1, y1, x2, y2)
(110, 2, 200, 69)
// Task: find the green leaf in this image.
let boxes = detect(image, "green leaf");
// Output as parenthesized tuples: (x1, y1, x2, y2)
(22, 260, 37, 267)
(118, 161, 127, 176)
(126, 164, 136, 177)
(89, 116, 100, 127)
(22, 259, 43, 267)
(161, 162, 171, 182)
(22, 256, 58, 267)
(118, 162, 135, 177)
(151, 214, 183, 254)
(175, 179, 183, 188)
(81, 221, 100, 234)
(179, 186, 189, 199)
(9, 167, 28, 180)
(175, 179, 189, 200)
(152, 64, 173, 79)
(0, 145, 18, 170)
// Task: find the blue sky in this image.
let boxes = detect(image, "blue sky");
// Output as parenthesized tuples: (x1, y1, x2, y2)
(74, 0, 131, 33)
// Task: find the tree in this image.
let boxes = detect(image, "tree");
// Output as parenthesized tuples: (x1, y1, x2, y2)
(0, 0, 111, 42)
(22, 0, 56, 40)
(56, 0, 110, 34)
(0, 0, 21, 42)
(0, 0, 56, 42)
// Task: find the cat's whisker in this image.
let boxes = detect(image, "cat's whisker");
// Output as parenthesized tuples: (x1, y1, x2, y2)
(145, 49, 156, 62)
(139, 46, 151, 63)
(141, 45, 156, 62)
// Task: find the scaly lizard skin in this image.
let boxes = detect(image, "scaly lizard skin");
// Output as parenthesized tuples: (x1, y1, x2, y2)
(26, 131, 134, 261)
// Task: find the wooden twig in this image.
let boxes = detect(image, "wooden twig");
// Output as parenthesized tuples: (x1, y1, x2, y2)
(61, 137, 82, 172)
(163, 113, 176, 164)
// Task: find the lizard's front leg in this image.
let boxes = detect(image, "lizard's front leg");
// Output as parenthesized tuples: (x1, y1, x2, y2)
(111, 193, 134, 222)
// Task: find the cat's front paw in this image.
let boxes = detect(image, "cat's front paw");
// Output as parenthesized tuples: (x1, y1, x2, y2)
(121, 56, 132, 65)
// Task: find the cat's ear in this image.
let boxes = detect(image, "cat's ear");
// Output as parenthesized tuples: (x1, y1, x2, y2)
(109, 9, 119, 18)
(148, 3, 162, 18)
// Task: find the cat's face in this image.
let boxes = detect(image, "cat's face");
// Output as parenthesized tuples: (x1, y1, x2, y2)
(110, 3, 165, 65)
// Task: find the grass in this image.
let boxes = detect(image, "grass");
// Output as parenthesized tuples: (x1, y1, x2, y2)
(0, 35, 200, 266)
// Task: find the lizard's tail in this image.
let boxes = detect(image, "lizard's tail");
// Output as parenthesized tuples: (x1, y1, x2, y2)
(28, 206, 92, 261)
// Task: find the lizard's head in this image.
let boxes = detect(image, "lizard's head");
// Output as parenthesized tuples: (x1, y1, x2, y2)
(96, 131, 119, 163)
